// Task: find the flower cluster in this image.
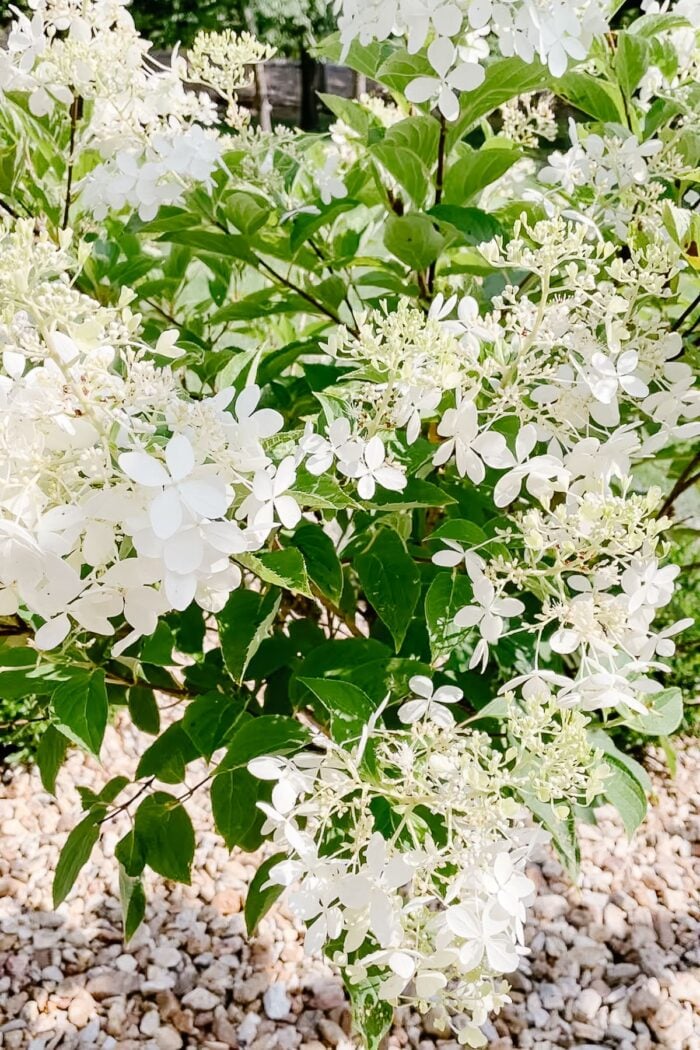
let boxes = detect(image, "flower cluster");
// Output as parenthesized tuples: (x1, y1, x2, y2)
(324, 212, 698, 721)
(0, 220, 306, 651)
(334, 0, 609, 119)
(0, 0, 270, 220)
(251, 679, 604, 1043)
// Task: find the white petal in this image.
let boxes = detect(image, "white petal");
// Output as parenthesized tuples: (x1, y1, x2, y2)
(409, 674, 434, 698)
(454, 605, 482, 628)
(34, 613, 71, 650)
(397, 699, 427, 724)
(364, 435, 386, 471)
(415, 970, 447, 997)
(427, 36, 455, 77)
(447, 61, 485, 92)
(165, 572, 197, 611)
(274, 495, 301, 529)
(165, 434, 195, 482)
(405, 76, 439, 105)
(149, 486, 183, 540)
(178, 479, 228, 519)
(119, 451, 170, 487)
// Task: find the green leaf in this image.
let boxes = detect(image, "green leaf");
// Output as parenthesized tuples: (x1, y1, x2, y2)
(217, 589, 282, 684)
(384, 213, 445, 271)
(318, 93, 372, 138)
(554, 71, 627, 122)
(127, 686, 160, 735)
(424, 573, 473, 661)
(115, 828, 145, 878)
(622, 687, 683, 737)
(37, 725, 69, 794)
(616, 31, 651, 99)
(237, 549, 312, 597)
(134, 792, 195, 883)
(300, 677, 374, 744)
(371, 116, 440, 207)
(52, 670, 108, 758)
(586, 728, 652, 793)
(603, 755, 648, 838)
(211, 768, 267, 852)
(289, 469, 361, 511)
(355, 530, 421, 652)
(290, 199, 358, 253)
(286, 524, 344, 605)
(376, 50, 434, 94)
(522, 794, 579, 877)
(369, 478, 456, 510)
(444, 142, 521, 205)
(182, 691, 245, 761)
(53, 813, 99, 907)
(427, 204, 502, 245)
(346, 976, 394, 1050)
(245, 853, 286, 935)
(119, 866, 146, 941)
(448, 57, 549, 146)
(217, 715, 309, 772)
(316, 34, 394, 81)
(226, 191, 269, 235)
(157, 229, 257, 265)
(135, 722, 199, 783)
(140, 621, 174, 666)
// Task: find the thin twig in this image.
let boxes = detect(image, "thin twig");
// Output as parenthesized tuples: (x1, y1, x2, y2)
(62, 95, 82, 230)
(672, 290, 700, 332)
(658, 450, 700, 518)
(427, 113, 447, 296)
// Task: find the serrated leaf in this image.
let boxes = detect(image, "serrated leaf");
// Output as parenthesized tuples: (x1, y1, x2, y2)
(424, 573, 473, 660)
(237, 548, 312, 597)
(127, 685, 160, 735)
(554, 71, 626, 123)
(135, 722, 199, 784)
(346, 976, 394, 1050)
(427, 204, 502, 246)
(444, 142, 521, 205)
(217, 589, 282, 684)
(245, 853, 286, 935)
(616, 31, 650, 99)
(300, 677, 374, 743)
(119, 866, 146, 941)
(371, 116, 440, 207)
(37, 725, 69, 794)
(133, 792, 195, 883)
(182, 691, 245, 761)
(522, 793, 579, 877)
(290, 199, 358, 253)
(384, 213, 445, 271)
(156, 229, 257, 265)
(586, 728, 652, 793)
(447, 57, 549, 147)
(603, 755, 647, 838)
(53, 813, 99, 907)
(52, 670, 108, 758)
(369, 478, 456, 510)
(622, 687, 683, 737)
(217, 715, 309, 773)
(286, 523, 344, 605)
(355, 529, 420, 652)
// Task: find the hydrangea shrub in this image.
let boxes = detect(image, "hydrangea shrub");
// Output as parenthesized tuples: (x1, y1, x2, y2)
(0, 0, 698, 1045)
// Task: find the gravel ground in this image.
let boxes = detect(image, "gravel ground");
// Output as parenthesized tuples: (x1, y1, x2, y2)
(0, 720, 698, 1050)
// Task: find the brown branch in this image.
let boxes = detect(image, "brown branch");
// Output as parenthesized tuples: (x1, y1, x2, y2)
(658, 450, 700, 518)
(427, 113, 447, 296)
(62, 95, 82, 230)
